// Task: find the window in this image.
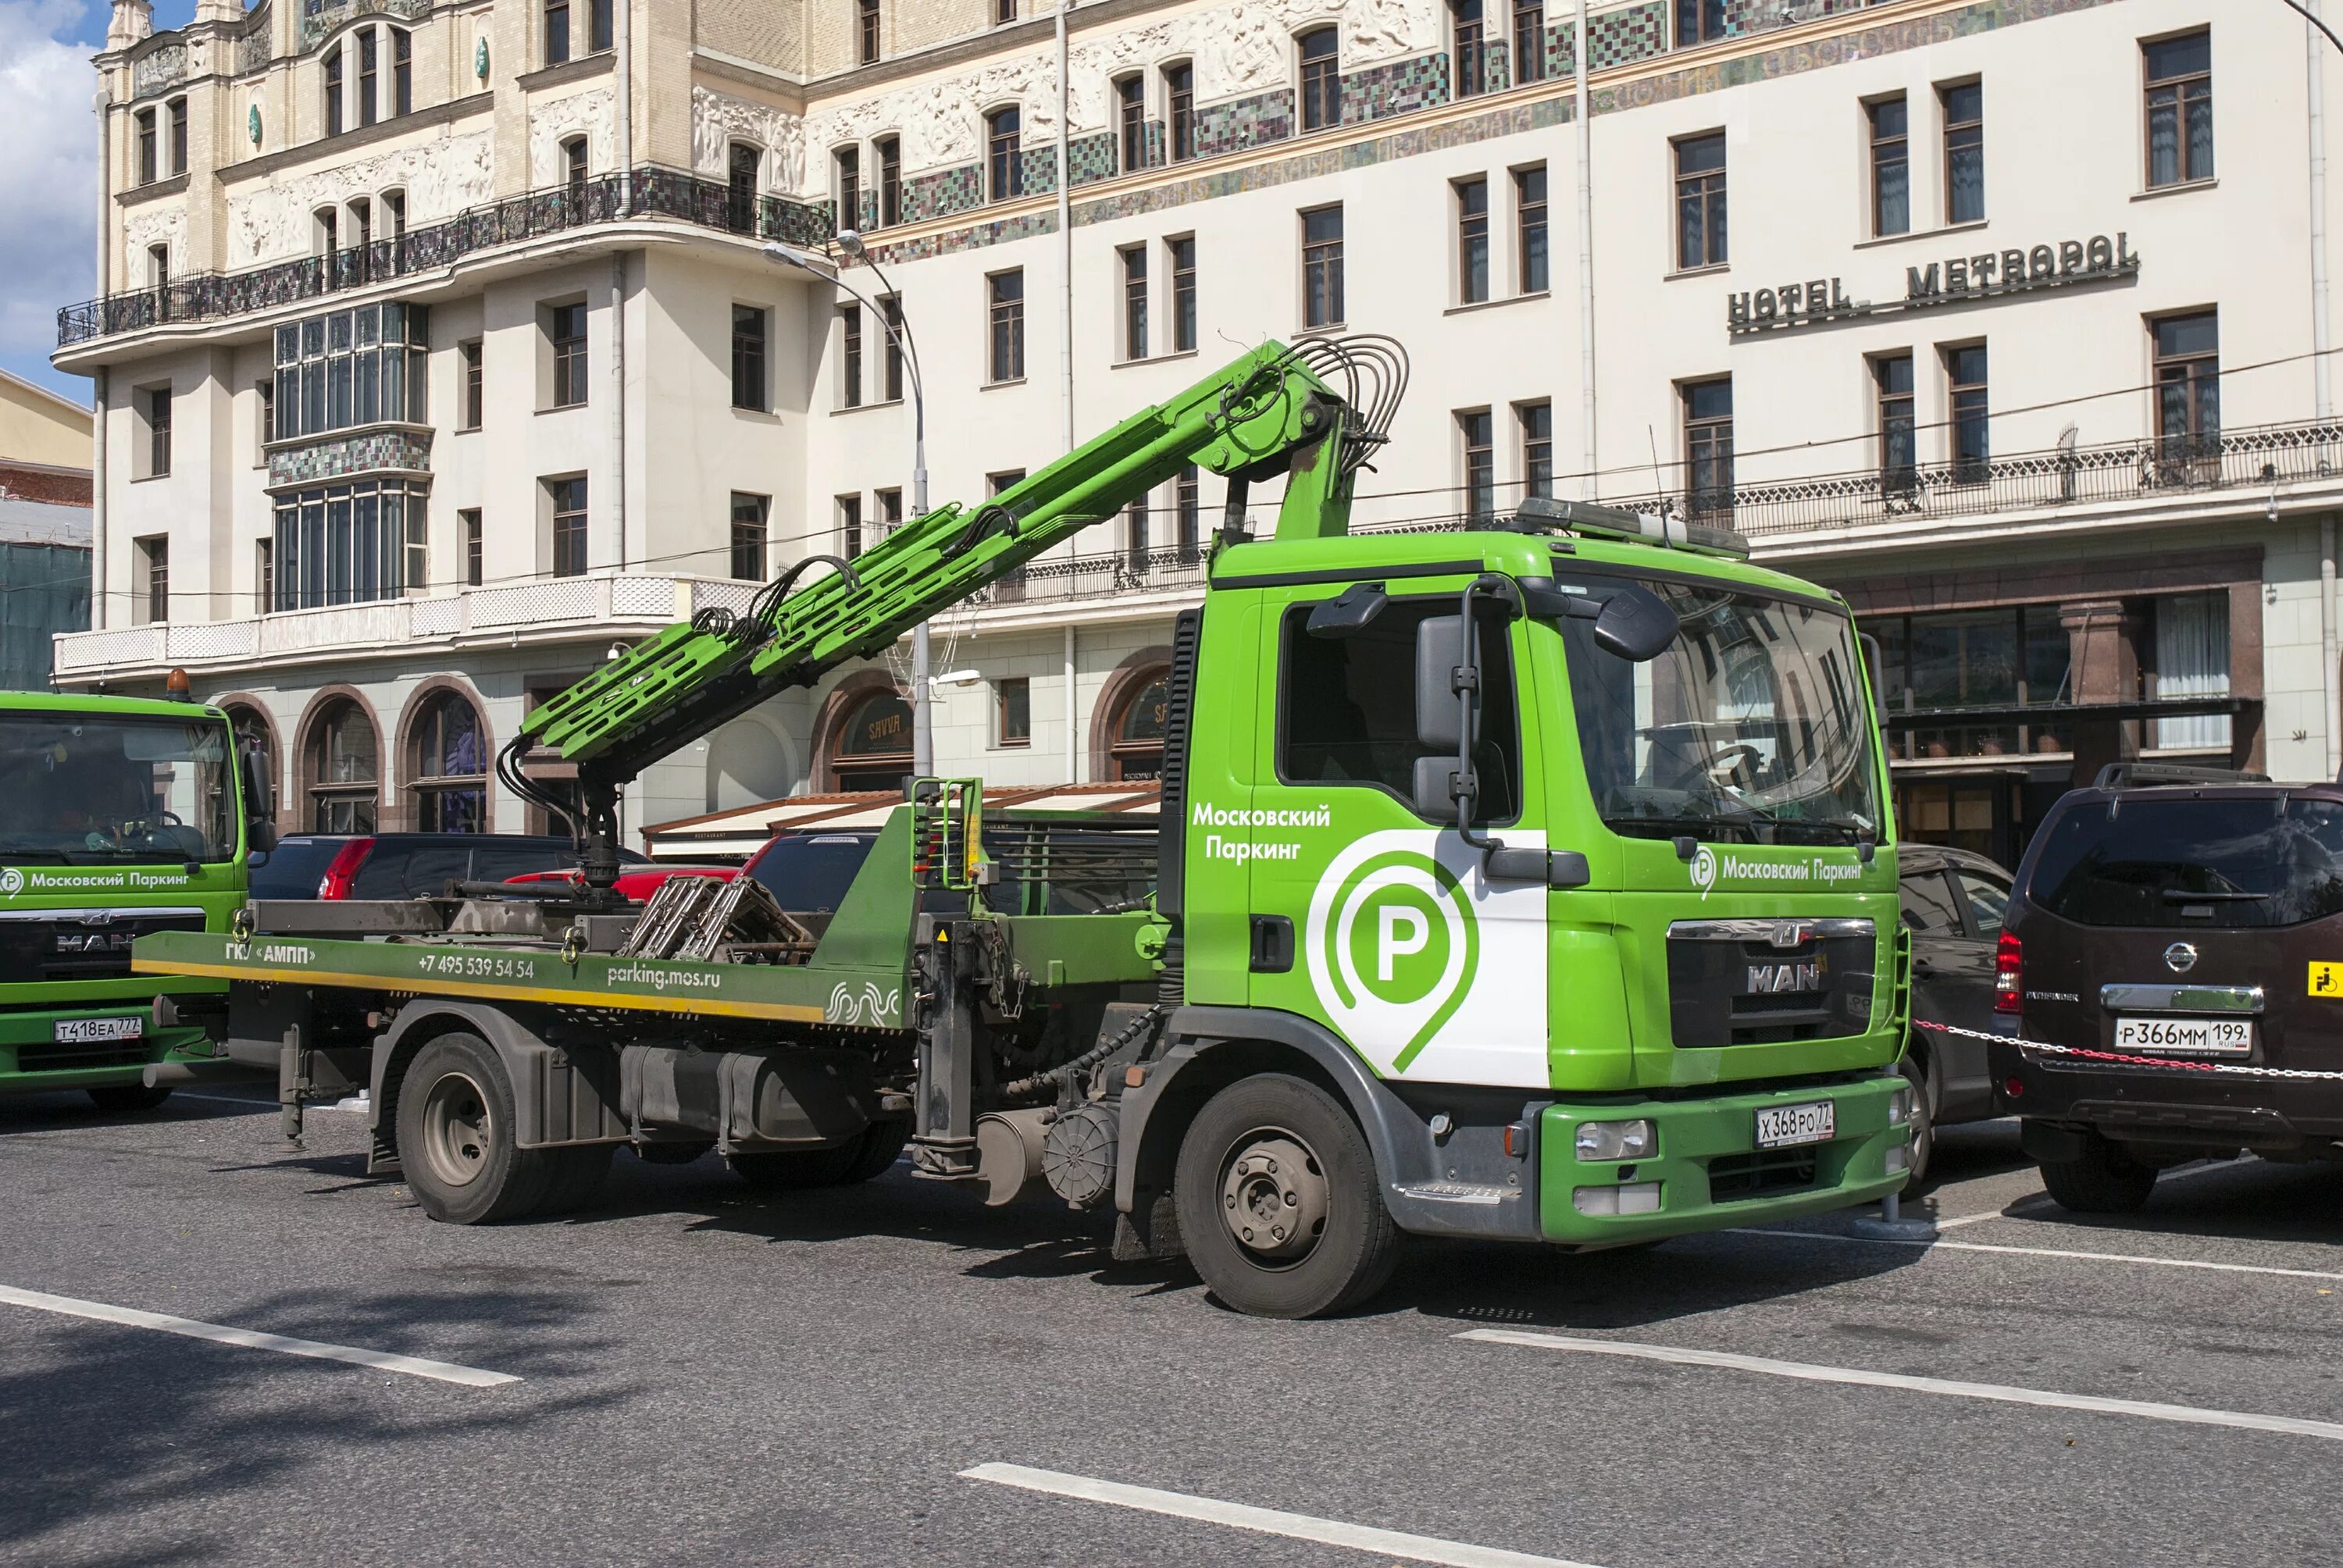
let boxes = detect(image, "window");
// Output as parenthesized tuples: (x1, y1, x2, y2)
(548, 476, 588, 576)
(307, 700, 379, 833)
(1674, 132, 1728, 270)
(139, 536, 169, 623)
(1456, 177, 1489, 305)
(167, 98, 187, 175)
(269, 479, 429, 608)
(563, 135, 589, 195)
(858, 0, 880, 63)
(547, 301, 588, 408)
(1175, 463, 1202, 559)
(460, 340, 483, 429)
(2145, 30, 2213, 189)
(1941, 81, 1984, 225)
(1118, 76, 1147, 171)
(730, 493, 770, 581)
(462, 508, 482, 586)
(256, 540, 274, 608)
(590, 0, 613, 52)
(876, 487, 904, 534)
(1874, 352, 1916, 494)
(1514, 0, 1546, 84)
(1166, 62, 1194, 162)
(986, 105, 1022, 200)
(136, 108, 157, 184)
(996, 677, 1031, 747)
(1124, 497, 1150, 572)
(1515, 165, 1548, 294)
(1459, 409, 1494, 522)
(1518, 401, 1552, 501)
(842, 303, 864, 408)
(359, 30, 379, 127)
(997, 0, 1016, 22)
(1168, 236, 1196, 353)
(1899, 869, 1963, 935)
(1945, 344, 1988, 482)
(1105, 668, 1172, 780)
(726, 142, 761, 233)
(880, 294, 904, 401)
(1681, 377, 1732, 518)
(143, 385, 173, 479)
(402, 485, 426, 590)
(1868, 95, 1909, 237)
(1121, 244, 1149, 360)
(988, 269, 1025, 383)
(1878, 605, 2073, 761)
(325, 46, 344, 136)
(877, 137, 901, 226)
(1278, 597, 1521, 822)
(148, 243, 169, 294)
(1455, 0, 1489, 99)
(256, 380, 274, 458)
(2153, 310, 2220, 465)
(1302, 205, 1343, 327)
(273, 305, 430, 441)
(392, 28, 412, 115)
(2154, 592, 2232, 750)
(383, 190, 405, 240)
(545, 0, 571, 65)
(411, 692, 487, 833)
(989, 470, 1026, 497)
(836, 147, 861, 232)
(838, 494, 865, 558)
(1675, 0, 1724, 46)
(1299, 28, 1340, 132)
(314, 205, 339, 258)
(831, 690, 913, 791)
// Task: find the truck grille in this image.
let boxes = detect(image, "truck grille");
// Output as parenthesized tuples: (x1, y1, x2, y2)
(1667, 918, 1878, 1049)
(14, 1039, 149, 1073)
(1706, 1148, 1821, 1201)
(0, 907, 207, 984)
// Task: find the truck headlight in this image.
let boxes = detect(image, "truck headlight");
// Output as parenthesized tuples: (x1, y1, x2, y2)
(1888, 1085, 1915, 1128)
(1573, 1181, 1663, 1216)
(1575, 1119, 1656, 1162)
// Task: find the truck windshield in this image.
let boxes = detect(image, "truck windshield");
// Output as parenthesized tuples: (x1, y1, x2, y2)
(1559, 572, 1881, 846)
(0, 715, 237, 866)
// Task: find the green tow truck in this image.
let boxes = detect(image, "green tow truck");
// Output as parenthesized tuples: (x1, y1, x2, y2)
(137, 337, 1914, 1316)
(3, 689, 269, 1110)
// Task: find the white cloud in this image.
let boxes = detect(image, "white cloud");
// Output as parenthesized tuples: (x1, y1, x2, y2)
(0, 0, 98, 380)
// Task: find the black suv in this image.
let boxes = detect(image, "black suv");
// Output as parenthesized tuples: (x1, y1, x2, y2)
(1995, 764, 2343, 1211)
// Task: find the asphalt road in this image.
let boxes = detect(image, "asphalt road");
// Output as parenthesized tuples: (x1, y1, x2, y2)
(4, 1089, 2340, 1568)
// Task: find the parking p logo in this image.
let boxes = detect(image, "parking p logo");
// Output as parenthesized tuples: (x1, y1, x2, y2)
(1310, 846, 1476, 1074)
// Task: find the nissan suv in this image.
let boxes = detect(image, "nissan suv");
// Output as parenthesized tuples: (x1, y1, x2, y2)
(1994, 764, 2343, 1211)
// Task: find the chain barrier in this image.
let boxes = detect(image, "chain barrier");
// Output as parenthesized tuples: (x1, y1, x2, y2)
(1913, 1017, 2343, 1084)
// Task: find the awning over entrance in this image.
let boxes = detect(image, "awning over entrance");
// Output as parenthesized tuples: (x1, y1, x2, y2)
(641, 782, 1164, 860)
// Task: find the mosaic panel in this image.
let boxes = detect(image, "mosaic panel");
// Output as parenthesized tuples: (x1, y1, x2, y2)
(1543, 20, 1575, 80)
(1587, 0, 1667, 71)
(130, 42, 189, 101)
(298, 0, 432, 52)
(1191, 90, 1294, 161)
(858, 191, 880, 233)
(1020, 145, 1061, 197)
(902, 164, 983, 223)
(267, 429, 432, 490)
(1068, 130, 1121, 188)
(1343, 53, 1451, 126)
(237, 9, 274, 77)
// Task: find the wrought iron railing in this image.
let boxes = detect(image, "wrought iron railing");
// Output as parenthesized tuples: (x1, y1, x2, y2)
(58, 166, 831, 347)
(961, 541, 1210, 610)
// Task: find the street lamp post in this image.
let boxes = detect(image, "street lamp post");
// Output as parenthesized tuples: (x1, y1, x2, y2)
(765, 238, 933, 777)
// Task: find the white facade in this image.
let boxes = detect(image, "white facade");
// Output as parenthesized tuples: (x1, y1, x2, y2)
(54, 0, 2343, 864)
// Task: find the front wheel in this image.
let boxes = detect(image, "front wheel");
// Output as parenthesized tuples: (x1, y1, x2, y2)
(394, 1032, 553, 1224)
(2038, 1131, 2157, 1214)
(87, 1084, 173, 1115)
(1175, 1074, 1399, 1319)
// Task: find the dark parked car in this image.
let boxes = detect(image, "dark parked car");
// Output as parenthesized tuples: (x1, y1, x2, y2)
(250, 833, 648, 900)
(1995, 765, 2343, 1212)
(1897, 843, 2014, 1183)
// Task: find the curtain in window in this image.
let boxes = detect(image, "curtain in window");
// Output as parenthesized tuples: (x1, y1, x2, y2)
(2155, 592, 2231, 750)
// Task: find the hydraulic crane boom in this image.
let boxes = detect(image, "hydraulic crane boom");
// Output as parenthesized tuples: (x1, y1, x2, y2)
(507, 335, 1407, 886)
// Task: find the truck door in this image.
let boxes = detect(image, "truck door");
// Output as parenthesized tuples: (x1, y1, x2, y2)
(1237, 583, 1552, 1089)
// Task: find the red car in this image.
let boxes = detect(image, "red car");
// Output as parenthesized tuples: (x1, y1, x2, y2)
(505, 863, 739, 901)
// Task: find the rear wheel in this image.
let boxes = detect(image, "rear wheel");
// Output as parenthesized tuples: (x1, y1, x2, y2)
(1175, 1073, 1399, 1319)
(87, 1084, 173, 1115)
(730, 1119, 909, 1192)
(2038, 1133, 2157, 1213)
(395, 1032, 552, 1224)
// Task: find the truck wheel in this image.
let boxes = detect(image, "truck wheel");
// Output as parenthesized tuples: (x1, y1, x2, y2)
(1898, 1052, 1937, 1189)
(538, 1145, 615, 1216)
(840, 1117, 911, 1182)
(2038, 1134, 2157, 1213)
(395, 1032, 553, 1224)
(87, 1085, 173, 1115)
(1174, 1074, 1399, 1319)
(729, 1119, 904, 1192)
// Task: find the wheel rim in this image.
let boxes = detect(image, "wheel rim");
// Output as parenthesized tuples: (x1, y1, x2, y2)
(1217, 1128, 1330, 1267)
(419, 1071, 495, 1189)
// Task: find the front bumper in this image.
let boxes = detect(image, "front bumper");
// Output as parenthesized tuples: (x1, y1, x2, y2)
(1994, 1038, 2343, 1152)
(1539, 1072, 1910, 1244)
(0, 1002, 214, 1093)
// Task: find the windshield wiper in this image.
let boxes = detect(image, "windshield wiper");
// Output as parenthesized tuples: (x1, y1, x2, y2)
(2161, 889, 2269, 902)
(0, 848, 70, 863)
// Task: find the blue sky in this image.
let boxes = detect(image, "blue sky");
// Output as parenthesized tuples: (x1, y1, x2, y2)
(2, 0, 201, 405)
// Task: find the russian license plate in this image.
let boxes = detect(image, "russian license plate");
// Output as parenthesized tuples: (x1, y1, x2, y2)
(2113, 1016, 2254, 1056)
(1755, 1099, 1835, 1149)
(55, 1016, 144, 1044)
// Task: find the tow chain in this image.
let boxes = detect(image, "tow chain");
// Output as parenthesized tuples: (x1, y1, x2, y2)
(1913, 1016, 2343, 1083)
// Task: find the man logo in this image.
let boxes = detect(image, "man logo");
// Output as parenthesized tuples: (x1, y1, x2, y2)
(0, 868, 22, 897)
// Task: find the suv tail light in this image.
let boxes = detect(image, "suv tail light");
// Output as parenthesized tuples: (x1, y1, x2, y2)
(1993, 930, 2024, 1015)
(317, 837, 375, 900)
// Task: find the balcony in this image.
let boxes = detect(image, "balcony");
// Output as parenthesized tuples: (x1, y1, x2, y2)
(57, 166, 831, 349)
(52, 573, 760, 684)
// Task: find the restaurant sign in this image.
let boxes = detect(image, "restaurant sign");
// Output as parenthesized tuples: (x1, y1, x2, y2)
(1728, 233, 2141, 337)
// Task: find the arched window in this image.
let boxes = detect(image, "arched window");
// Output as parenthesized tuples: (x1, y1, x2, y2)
(215, 703, 276, 831)
(726, 141, 761, 233)
(410, 690, 488, 832)
(1107, 669, 1172, 780)
(305, 698, 379, 832)
(830, 689, 915, 793)
(562, 135, 589, 198)
(1297, 27, 1341, 131)
(986, 105, 1023, 201)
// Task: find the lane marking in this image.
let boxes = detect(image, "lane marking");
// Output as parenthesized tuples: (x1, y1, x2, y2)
(961, 1463, 1603, 1568)
(1932, 1210, 2010, 1230)
(173, 1092, 275, 1110)
(0, 1284, 519, 1388)
(1922, 1160, 2252, 1231)
(1728, 1228, 2343, 1281)
(1458, 1329, 2343, 1443)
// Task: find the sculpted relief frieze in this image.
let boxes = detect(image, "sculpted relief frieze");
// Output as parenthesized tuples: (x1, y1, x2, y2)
(691, 86, 808, 194)
(530, 87, 615, 187)
(226, 130, 494, 267)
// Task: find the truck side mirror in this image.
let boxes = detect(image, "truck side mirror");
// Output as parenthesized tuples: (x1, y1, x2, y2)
(240, 741, 277, 856)
(1306, 582, 1387, 639)
(1410, 754, 1467, 821)
(1414, 614, 1465, 750)
(1589, 583, 1678, 663)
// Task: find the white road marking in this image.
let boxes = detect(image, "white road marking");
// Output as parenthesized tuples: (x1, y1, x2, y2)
(1729, 1227, 2343, 1281)
(0, 1284, 519, 1388)
(961, 1463, 1603, 1568)
(1459, 1329, 2343, 1443)
(173, 1092, 275, 1110)
(1932, 1210, 2010, 1230)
